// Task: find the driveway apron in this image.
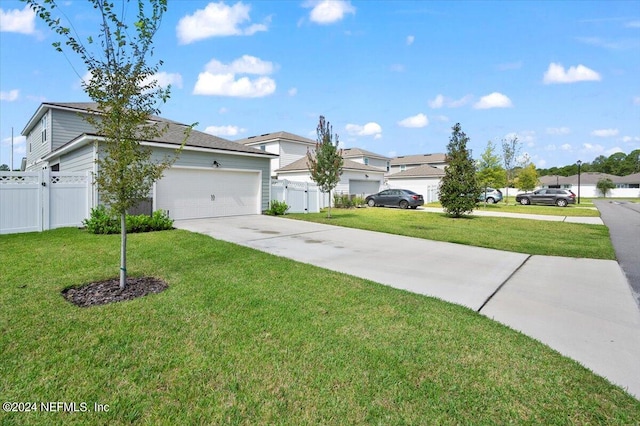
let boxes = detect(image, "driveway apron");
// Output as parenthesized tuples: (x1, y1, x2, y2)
(175, 215, 640, 399)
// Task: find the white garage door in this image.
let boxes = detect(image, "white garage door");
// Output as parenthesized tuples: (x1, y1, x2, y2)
(155, 168, 261, 220)
(349, 179, 380, 196)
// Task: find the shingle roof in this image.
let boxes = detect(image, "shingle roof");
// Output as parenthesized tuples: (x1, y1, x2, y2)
(276, 156, 384, 173)
(539, 172, 639, 185)
(387, 164, 445, 178)
(33, 102, 274, 157)
(236, 131, 317, 146)
(342, 147, 390, 160)
(390, 153, 447, 166)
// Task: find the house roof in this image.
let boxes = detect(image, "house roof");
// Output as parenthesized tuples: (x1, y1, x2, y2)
(236, 131, 317, 146)
(276, 156, 384, 174)
(390, 153, 447, 166)
(33, 102, 275, 159)
(386, 164, 446, 179)
(342, 147, 390, 160)
(615, 172, 640, 184)
(539, 172, 623, 185)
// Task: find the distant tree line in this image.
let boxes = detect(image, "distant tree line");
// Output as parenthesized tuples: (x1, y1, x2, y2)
(537, 150, 640, 177)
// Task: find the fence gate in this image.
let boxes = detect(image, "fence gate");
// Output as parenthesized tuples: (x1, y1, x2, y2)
(0, 170, 91, 235)
(271, 179, 322, 213)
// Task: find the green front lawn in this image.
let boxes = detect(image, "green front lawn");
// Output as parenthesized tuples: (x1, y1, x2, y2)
(427, 200, 601, 217)
(290, 208, 615, 260)
(1, 229, 638, 424)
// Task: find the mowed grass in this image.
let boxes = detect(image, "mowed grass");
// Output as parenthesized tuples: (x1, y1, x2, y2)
(289, 208, 615, 260)
(427, 200, 601, 217)
(1, 229, 638, 424)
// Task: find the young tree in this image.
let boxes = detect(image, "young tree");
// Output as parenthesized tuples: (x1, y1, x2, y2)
(27, 0, 189, 290)
(307, 116, 343, 218)
(596, 178, 616, 198)
(476, 140, 506, 203)
(0, 164, 10, 171)
(517, 163, 538, 192)
(501, 136, 521, 204)
(438, 123, 479, 217)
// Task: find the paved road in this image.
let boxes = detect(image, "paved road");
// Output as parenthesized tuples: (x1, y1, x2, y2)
(595, 200, 640, 307)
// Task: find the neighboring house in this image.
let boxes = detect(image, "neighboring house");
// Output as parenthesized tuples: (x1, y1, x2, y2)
(388, 153, 447, 174)
(385, 164, 445, 203)
(236, 131, 316, 179)
(538, 172, 640, 198)
(342, 148, 390, 172)
(275, 156, 385, 197)
(22, 102, 277, 220)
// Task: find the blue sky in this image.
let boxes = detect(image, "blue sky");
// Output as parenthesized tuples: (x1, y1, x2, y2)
(1, 0, 639, 170)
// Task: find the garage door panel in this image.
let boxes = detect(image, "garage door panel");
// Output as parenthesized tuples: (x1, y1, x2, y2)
(156, 168, 260, 220)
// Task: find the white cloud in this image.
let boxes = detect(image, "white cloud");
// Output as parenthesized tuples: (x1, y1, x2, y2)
(305, 0, 355, 25)
(176, 2, 268, 44)
(626, 20, 640, 28)
(406, 35, 415, 45)
(204, 125, 246, 137)
(219, 107, 228, 114)
(633, 96, 640, 105)
(146, 72, 183, 89)
(428, 94, 472, 109)
(505, 131, 536, 145)
(0, 89, 19, 101)
(543, 62, 601, 84)
(193, 55, 276, 98)
(473, 92, 513, 109)
(606, 146, 624, 156)
(546, 127, 571, 135)
(560, 144, 572, 151)
(0, 5, 36, 34)
(582, 143, 604, 153)
(288, 87, 298, 96)
(591, 128, 619, 137)
(622, 136, 640, 143)
(397, 113, 428, 128)
(345, 122, 382, 139)
(433, 115, 449, 122)
(428, 94, 444, 109)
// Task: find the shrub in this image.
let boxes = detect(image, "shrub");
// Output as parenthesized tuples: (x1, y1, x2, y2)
(266, 200, 290, 216)
(83, 206, 174, 234)
(333, 192, 354, 209)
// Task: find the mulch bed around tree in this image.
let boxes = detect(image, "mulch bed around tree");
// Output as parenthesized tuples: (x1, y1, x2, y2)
(62, 276, 168, 307)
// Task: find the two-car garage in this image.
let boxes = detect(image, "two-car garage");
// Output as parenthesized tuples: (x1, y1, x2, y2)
(155, 167, 262, 220)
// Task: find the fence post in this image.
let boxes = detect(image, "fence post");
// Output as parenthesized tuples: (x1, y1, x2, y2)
(41, 168, 50, 231)
(304, 182, 309, 213)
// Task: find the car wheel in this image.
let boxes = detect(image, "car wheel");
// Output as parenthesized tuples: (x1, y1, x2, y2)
(367, 199, 376, 207)
(556, 198, 568, 207)
(486, 197, 495, 204)
(399, 200, 409, 209)
(410, 206, 418, 209)
(520, 198, 530, 205)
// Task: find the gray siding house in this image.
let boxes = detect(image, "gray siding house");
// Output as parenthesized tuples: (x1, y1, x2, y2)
(22, 102, 277, 219)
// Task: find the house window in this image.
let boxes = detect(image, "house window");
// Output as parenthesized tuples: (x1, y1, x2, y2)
(41, 114, 48, 144)
(51, 163, 60, 171)
(259, 144, 266, 151)
(364, 157, 369, 165)
(400, 165, 406, 171)
(386, 161, 390, 172)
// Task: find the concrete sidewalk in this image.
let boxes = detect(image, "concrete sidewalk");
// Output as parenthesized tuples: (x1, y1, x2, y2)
(419, 206, 605, 225)
(175, 215, 640, 399)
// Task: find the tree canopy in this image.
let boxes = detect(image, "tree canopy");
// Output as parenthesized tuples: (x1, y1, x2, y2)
(476, 140, 506, 190)
(438, 123, 479, 217)
(307, 115, 343, 218)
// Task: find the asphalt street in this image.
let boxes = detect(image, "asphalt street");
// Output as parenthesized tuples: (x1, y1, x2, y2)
(594, 200, 640, 307)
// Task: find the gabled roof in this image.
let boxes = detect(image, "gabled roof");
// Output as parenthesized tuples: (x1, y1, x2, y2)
(387, 164, 445, 179)
(236, 131, 316, 146)
(390, 153, 447, 166)
(617, 172, 640, 183)
(342, 147, 390, 160)
(539, 172, 629, 185)
(33, 102, 276, 160)
(276, 156, 384, 174)
(21, 102, 178, 135)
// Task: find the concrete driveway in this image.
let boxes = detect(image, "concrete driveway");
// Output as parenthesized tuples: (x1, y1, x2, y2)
(175, 215, 640, 399)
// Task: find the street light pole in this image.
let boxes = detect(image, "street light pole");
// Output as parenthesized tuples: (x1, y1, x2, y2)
(576, 160, 582, 204)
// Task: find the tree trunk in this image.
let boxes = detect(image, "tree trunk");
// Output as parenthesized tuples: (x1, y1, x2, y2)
(327, 189, 332, 218)
(120, 212, 127, 290)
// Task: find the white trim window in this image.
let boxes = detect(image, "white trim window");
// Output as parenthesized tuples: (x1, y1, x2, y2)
(41, 114, 48, 144)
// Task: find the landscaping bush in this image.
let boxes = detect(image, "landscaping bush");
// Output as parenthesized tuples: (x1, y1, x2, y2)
(83, 205, 174, 234)
(333, 192, 354, 208)
(265, 200, 290, 215)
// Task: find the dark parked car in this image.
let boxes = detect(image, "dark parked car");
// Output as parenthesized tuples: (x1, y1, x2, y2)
(366, 189, 424, 209)
(515, 188, 576, 207)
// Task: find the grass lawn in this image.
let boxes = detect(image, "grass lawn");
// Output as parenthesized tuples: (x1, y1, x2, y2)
(1, 229, 638, 424)
(289, 208, 615, 260)
(426, 200, 601, 217)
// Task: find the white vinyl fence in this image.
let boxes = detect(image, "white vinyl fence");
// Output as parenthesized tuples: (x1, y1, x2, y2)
(271, 179, 327, 213)
(0, 171, 91, 235)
